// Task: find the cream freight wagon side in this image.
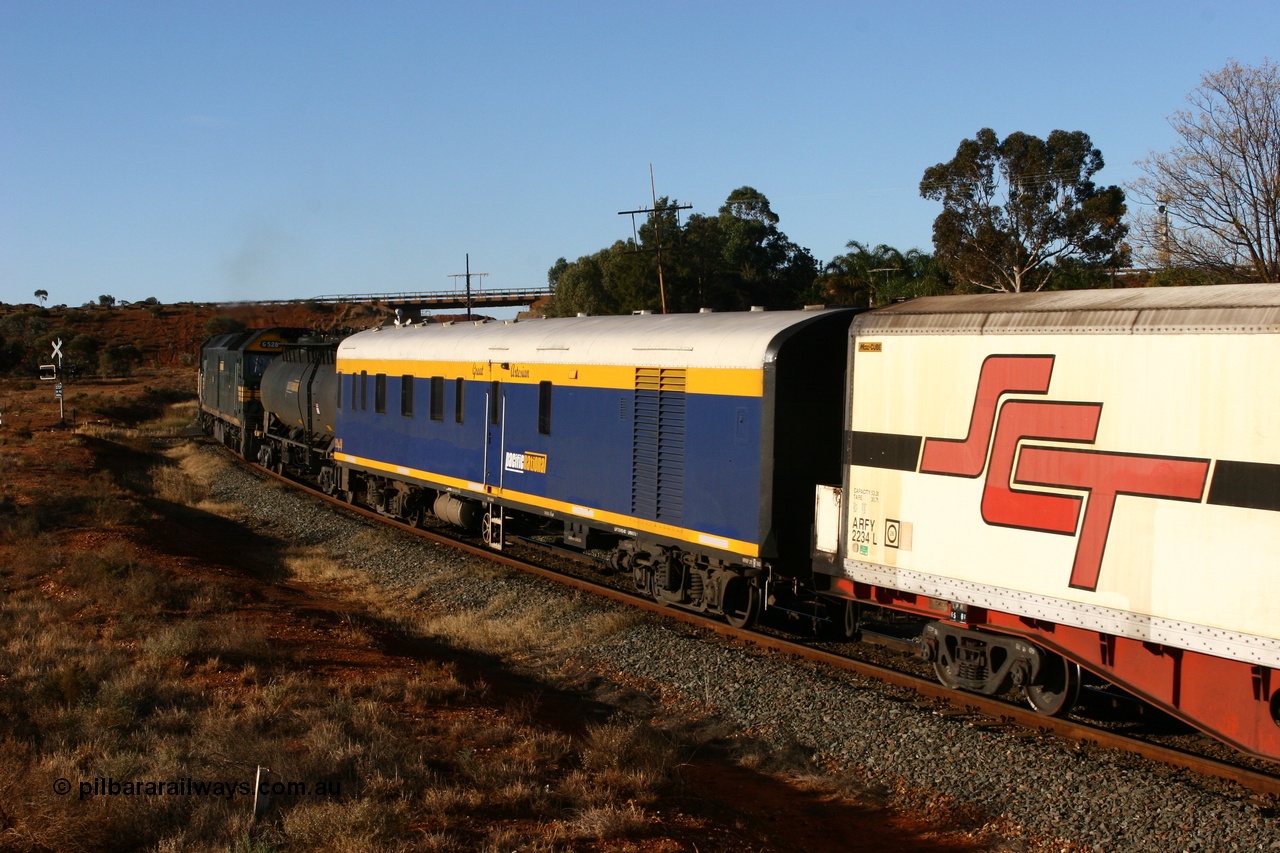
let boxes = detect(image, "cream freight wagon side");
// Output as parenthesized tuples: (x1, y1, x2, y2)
(812, 283, 1280, 760)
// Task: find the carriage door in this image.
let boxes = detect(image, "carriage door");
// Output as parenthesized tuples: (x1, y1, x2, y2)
(482, 379, 506, 549)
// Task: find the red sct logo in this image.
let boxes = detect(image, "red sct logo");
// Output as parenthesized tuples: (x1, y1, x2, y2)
(919, 355, 1209, 591)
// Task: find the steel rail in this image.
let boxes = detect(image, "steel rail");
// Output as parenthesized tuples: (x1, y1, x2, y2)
(240, 455, 1280, 798)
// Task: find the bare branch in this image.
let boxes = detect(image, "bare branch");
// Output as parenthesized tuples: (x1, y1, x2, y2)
(1131, 59, 1280, 281)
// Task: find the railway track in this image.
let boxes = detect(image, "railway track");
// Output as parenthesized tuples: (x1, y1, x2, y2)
(241, 451, 1280, 799)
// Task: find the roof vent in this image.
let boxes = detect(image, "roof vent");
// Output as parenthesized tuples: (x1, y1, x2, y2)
(632, 309, 654, 315)
(699, 307, 715, 313)
(576, 312, 589, 317)
(803, 304, 826, 311)
(750, 306, 765, 312)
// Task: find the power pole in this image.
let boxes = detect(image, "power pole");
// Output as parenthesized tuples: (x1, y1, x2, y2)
(618, 166, 691, 314)
(448, 254, 489, 321)
(1156, 194, 1172, 270)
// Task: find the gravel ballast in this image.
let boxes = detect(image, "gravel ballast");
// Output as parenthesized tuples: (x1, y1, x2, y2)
(206, 452, 1280, 852)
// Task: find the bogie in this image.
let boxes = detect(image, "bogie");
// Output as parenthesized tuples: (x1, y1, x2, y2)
(923, 621, 1081, 717)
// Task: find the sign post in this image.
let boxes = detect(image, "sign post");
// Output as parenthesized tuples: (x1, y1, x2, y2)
(51, 339, 64, 425)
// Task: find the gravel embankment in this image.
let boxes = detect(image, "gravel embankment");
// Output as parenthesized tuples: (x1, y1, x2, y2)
(207, 453, 1280, 853)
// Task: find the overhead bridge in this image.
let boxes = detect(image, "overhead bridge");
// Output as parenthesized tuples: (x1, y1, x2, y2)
(307, 287, 553, 315)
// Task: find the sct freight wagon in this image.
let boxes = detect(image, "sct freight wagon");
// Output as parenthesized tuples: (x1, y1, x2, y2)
(813, 283, 1280, 760)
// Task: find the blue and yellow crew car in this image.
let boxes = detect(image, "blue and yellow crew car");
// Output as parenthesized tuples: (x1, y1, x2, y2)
(332, 307, 855, 626)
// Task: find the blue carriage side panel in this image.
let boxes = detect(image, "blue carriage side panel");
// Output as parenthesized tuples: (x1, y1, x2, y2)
(676, 393, 763, 543)
(504, 382, 632, 511)
(336, 371, 491, 486)
(500, 380, 764, 547)
(333, 309, 854, 564)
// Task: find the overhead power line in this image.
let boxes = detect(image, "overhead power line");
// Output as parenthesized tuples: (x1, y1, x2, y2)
(617, 166, 691, 315)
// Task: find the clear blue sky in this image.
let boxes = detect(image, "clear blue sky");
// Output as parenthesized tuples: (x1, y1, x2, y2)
(1, 1, 1275, 308)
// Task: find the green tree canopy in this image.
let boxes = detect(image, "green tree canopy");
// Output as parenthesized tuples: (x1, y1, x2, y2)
(546, 187, 819, 316)
(920, 128, 1129, 292)
(203, 316, 247, 338)
(99, 344, 142, 377)
(65, 333, 102, 374)
(817, 242, 950, 307)
(546, 242, 651, 317)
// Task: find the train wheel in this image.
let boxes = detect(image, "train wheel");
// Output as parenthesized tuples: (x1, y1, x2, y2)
(722, 575, 760, 629)
(481, 506, 504, 551)
(1024, 653, 1082, 717)
(932, 639, 963, 690)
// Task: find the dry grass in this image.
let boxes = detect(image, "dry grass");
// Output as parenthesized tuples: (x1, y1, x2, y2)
(559, 802, 654, 841)
(152, 399, 200, 432)
(0, 426, 705, 852)
(419, 593, 640, 666)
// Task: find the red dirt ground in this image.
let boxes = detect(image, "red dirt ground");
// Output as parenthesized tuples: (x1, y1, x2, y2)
(0, 303, 1007, 851)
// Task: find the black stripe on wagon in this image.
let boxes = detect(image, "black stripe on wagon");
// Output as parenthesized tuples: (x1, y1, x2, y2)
(849, 431, 923, 472)
(1207, 460, 1280, 512)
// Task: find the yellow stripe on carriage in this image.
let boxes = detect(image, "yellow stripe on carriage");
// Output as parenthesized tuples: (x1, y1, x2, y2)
(334, 451, 761, 559)
(335, 359, 765, 398)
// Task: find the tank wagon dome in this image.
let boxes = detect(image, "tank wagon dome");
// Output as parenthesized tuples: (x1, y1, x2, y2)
(336, 309, 846, 369)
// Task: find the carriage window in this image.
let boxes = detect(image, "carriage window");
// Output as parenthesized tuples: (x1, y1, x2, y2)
(360, 371, 368, 411)
(430, 376, 445, 421)
(489, 381, 501, 425)
(401, 375, 414, 417)
(246, 354, 274, 377)
(538, 381, 552, 435)
(336, 372, 343, 408)
(454, 378, 465, 423)
(375, 374, 387, 414)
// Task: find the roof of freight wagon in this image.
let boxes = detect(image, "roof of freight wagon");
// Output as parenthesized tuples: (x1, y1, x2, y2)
(858, 282, 1280, 335)
(337, 308, 852, 370)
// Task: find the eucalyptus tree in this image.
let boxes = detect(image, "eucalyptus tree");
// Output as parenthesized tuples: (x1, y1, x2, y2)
(711, 187, 818, 310)
(920, 129, 1129, 292)
(546, 186, 817, 315)
(545, 241, 653, 317)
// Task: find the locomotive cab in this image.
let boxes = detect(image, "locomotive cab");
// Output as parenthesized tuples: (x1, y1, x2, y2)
(198, 327, 310, 457)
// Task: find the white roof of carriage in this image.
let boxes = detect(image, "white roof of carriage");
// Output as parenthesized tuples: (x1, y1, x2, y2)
(337, 308, 850, 369)
(858, 282, 1280, 335)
